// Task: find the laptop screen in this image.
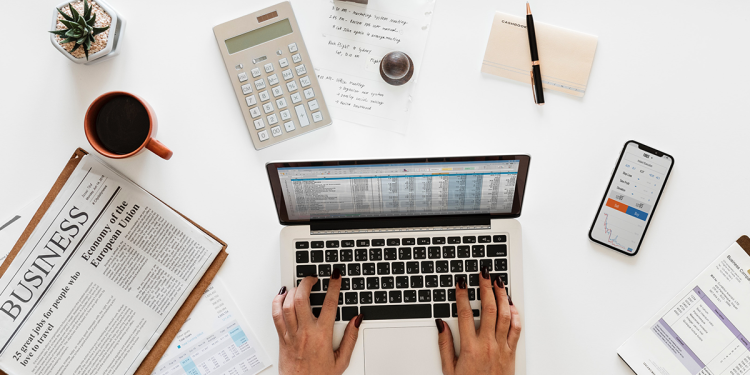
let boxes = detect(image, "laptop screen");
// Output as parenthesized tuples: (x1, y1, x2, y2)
(266, 155, 531, 225)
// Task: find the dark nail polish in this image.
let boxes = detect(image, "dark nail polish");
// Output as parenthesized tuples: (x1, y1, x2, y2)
(481, 267, 490, 280)
(435, 319, 445, 333)
(278, 286, 287, 295)
(457, 277, 467, 290)
(495, 277, 505, 289)
(354, 314, 364, 328)
(331, 267, 341, 280)
(508, 295, 514, 305)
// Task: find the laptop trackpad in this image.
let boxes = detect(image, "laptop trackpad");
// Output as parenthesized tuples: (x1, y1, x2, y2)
(363, 326, 443, 375)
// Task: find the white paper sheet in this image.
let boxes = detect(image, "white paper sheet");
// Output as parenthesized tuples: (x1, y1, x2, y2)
(151, 279, 271, 375)
(0, 195, 44, 263)
(314, 0, 435, 134)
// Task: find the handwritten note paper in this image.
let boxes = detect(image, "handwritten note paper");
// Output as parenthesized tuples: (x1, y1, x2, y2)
(315, 0, 435, 134)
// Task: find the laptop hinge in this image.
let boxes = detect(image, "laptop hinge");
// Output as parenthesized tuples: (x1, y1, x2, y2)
(309, 215, 491, 235)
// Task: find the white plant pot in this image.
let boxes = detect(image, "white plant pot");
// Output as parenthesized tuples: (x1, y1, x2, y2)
(50, 0, 126, 65)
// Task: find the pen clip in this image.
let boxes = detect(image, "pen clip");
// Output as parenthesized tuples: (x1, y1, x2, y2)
(530, 70, 538, 104)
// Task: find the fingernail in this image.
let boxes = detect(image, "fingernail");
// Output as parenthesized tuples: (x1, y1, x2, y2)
(495, 277, 505, 289)
(332, 267, 341, 280)
(481, 267, 490, 280)
(278, 286, 287, 295)
(508, 295, 514, 305)
(354, 314, 364, 328)
(435, 318, 445, 333)
(457, 277, 467, 290)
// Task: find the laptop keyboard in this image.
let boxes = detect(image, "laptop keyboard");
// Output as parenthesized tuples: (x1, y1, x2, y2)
(294, 234, 509, 322)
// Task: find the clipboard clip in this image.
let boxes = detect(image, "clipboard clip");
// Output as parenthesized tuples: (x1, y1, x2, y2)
(530, 70, 538, 104)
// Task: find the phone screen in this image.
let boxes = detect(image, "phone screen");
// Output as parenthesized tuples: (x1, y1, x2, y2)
(589, 141, 674, 255)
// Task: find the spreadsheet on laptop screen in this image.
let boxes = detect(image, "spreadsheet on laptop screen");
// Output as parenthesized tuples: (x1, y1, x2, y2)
(277, 160, 520, 220)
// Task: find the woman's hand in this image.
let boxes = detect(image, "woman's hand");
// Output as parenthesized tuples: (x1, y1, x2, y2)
(272, 268, 363, 375)
(436, 267, 522, 375)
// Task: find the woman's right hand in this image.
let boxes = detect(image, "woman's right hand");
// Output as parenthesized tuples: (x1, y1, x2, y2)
(435, 267, 522, 375)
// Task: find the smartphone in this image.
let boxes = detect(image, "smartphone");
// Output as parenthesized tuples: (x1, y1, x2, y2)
(589, 141, 674, 256)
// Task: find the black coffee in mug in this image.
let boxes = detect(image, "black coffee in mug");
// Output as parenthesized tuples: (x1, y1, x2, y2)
(95, 96, 151, 155)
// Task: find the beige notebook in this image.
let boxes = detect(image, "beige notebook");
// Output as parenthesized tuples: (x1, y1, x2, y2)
(481, 11, 598, 97)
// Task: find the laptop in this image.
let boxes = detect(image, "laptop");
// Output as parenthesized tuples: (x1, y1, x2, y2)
(267, 155, 530, 375)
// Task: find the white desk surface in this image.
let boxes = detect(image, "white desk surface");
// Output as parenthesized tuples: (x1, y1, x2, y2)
(2, 0, 750, 374)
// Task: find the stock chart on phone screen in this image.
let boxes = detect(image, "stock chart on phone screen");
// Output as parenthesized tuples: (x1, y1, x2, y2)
(592, 143, 672, 253)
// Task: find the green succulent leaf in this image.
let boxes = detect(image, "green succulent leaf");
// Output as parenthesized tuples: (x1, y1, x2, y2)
(85, 38, 92, 50)
(83, 0, 91, 19)
(92, 26, 109, 36)
(84, 46, 89, 60)
(59, 19, 76, 29)
(87, 13, 96, 26)
(56, 7, 73, 21)
(49, 29, 69, 36)
(77, 35, 88, 44)
(71, 43, 81, 52)
(69, 4, 80, 21)
(65, 29, 77, 37)
(60, 37, 76, 43)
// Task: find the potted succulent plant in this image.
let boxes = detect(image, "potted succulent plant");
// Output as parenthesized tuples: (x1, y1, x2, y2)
(49, 0, 125, 65)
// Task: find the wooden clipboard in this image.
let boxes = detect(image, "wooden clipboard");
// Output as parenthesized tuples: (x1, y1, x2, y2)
(0, 148, 228, 375)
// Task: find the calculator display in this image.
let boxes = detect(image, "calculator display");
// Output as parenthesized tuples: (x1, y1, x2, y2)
(225, 18, 293, 54)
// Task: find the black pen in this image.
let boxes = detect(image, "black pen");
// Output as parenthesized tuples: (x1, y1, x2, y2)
(526, 2, 545, 105)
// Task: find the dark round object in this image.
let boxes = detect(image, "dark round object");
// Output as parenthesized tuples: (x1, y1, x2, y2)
(379, 51, 414, 86)
(95, 96, 151, 155)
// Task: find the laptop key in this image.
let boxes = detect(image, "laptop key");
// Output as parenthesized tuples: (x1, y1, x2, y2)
(396, 276, 409, 288)
(448, 289, 456, 301)
(312, 241, 324, 248)
(471, 245, 485, 258)
(360, 304, 431, 320)
(488, 245, 507, 257)
(355, 249, 368, 261)
(468, 289, 476, 301)
(425, 275, 438, 288)
(432, 237, 446, 245)
(357, 239, 370, 247)
(310, 293, 326, 306)
(325, 250, 338, 262)
(313, 279, 321, 291)
(369, 248, 382, 261)
(377, 262, 390, 275)
(297, 265, 317, 277)
(469, 274, 479, 287)
(367, 277, 380, 289)
(417, 238, 430, 245)
(373, 239, 385, 246)
(387, 239, 400, 246)
(296, 241, 309, 249)
(340, 249, 353, 262)
(478, 236, 491, 243)
(463, 236, 476, 244)
(341, 278, 350, 290)
(392, 262, 405, 274)
(433, 289, 446, 302)
(326, 240, 339, 248)
(493, 235, 507, 243)
(398, 247, 412, 260)
(480, 259, 493, 272)
(347, 264, 361, 276)
(448, 236, 461, 244)
(428, 247, 441, 259)
(323, 279, 329, 291)
(410, 275, 424, 288)
(341, 240, 355, 247)
(363, 263, 376, 275)
(466, 260, 478, 272)
(413, 247, 427, 259)
(495, 259, 508, 271)
(389, 291, 402, 303)
(319, 264, 331, 277)
(374, 291, 388, 303)
(406, 262, 420, 274)
(435, 261, 449, 273)
(352, 277, 365, 290)
(443, 246, 456, 259)
(450, 260, 463, 273)
(333, 264, 346, 276)
(360, 292, 373, 304)
(418, 290, 431, 302)
(434, 303, 450, 318)
(345, 293, 358, 305)
(342, 306, 358, 320)
(381, 277, 394, 289)
(457, 246, 471, 258)
(440, 275, 453, 287)
(384, 248, 397, 260)
(403, 238, 416, 245)
(296, 251, 309, 263)
(403, 290, 417, 302)
(421, 261, 434, 273)
(311, 250, 324, 263)
(491, 273, 509, 286)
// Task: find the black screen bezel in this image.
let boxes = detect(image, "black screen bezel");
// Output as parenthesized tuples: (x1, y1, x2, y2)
(266, 155, 531, 226)
(588, 140, 674, 256)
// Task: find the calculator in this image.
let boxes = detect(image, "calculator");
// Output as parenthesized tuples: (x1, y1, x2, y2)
(213, 2, 332, 150)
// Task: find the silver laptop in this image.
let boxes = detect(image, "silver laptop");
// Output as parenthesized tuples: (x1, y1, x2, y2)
(267, 155, 530, 375)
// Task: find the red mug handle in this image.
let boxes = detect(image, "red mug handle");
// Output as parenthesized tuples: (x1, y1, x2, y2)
(145, 138, 173, 160)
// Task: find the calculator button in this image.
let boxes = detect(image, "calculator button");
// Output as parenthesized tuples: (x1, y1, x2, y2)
(276, 97, 288, 109)
(303, 88, 315, 99)
(271, 125, 283, 137)
(253, 118, 265, 130)
(268, 113, 279, 125)
(258, 130, 269, 141)
(279, 58, 289, 68)
(288, 43, 298, 53)
(284, 121, 296, 132)
(268, 74, 279, 86)
(292, 53, 302, 64)
(280, 109, 292, 121)
(308, 99, 319, 111)
(291, 92, 302, 104)
(241, 84, 253, 95)
(282, 69, 294, 81)
(238, 72, 248, 82)
(245, 95, 257, 107)
(263, 102, 274, 114)
(259, 90, 270, 102)
(295, 64, 307, 76)
(300, 76, 311, 88)
(264, 63, 274, 73)
(286, 81, 299, 92)
(249, 107, 261, 118)
(272, 86, 284, 98)
(312, 111, 323, 123)
(251, 68, 261, 78)
(255, 79, 266, 90)
(295, 105, 310, 127)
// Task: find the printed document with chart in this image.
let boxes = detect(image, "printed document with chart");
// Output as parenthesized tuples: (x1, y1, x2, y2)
(618, 237, 750, 375)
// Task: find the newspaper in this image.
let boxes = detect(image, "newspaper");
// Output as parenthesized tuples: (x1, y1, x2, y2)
(0, 154, 224, 375)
